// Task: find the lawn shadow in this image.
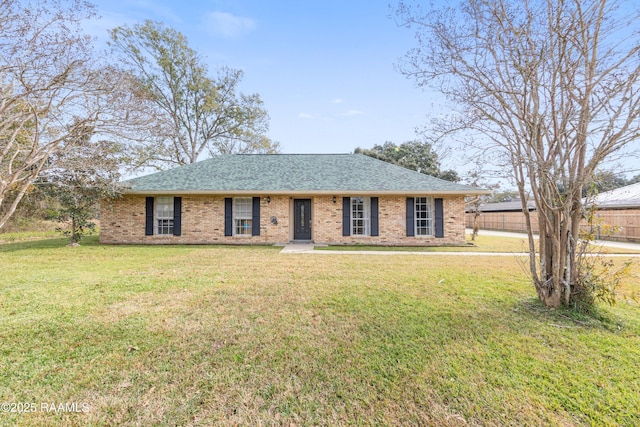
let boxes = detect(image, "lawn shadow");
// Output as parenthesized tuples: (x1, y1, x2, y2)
(517, 297, 627, 333)
(0, 235, 103, 252)
(0, 235, 283, 253)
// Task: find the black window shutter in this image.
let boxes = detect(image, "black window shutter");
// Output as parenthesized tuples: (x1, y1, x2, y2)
(173, 197, 182, 236)
(370, 197, 379, 237)
(435, 198, 444, 238)
(145, 197, 154, 236)
(406, 198, 415, 237)
(224, 198, 233, 236)
(252, 197, 260, 236)
(342, 197, 351, 236)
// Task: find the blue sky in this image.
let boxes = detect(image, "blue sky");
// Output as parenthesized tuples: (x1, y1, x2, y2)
(87, 0, 441, 157)
(85, 0, 640, 183)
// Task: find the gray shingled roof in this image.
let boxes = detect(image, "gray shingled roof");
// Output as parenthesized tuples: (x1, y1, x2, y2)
(123, 154, 487, 195)
(588, 182, 640, 209)
(468, 200, 536, 212)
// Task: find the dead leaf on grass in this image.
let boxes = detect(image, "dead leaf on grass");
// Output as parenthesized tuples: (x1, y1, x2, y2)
(211, 341, 226, 352)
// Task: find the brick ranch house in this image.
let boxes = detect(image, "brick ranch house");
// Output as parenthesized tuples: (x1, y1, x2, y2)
(100, 154, 488, 245)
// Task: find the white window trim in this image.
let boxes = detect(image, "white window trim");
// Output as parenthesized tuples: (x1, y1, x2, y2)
(233, 197, 253, 236)
(155, 196, 174, 235)
(351, 197, 371, 236)
(415, 196, 434, 237)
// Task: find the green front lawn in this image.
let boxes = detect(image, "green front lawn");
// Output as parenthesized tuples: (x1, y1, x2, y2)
(1, 236, 639, 426)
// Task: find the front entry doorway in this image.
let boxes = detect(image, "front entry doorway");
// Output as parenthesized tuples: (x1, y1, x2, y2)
(293, 199, 312, 240)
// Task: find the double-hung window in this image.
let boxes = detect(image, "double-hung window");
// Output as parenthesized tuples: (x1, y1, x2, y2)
(351, 197, 371, 236)
(233, 197, 253, 235)
(415, 196, 434, 236)
(145, 196, 181, 237)
(155, 196, 174, 235)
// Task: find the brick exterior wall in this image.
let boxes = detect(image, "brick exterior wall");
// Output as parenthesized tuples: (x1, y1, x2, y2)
(100, 194, 467, 245)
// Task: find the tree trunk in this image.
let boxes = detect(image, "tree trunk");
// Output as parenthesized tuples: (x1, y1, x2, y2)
(71, 215, 79, 245)
(535, 209, 566, 309)
(0, 178, 37, 231)
(471, 210, 480, 241)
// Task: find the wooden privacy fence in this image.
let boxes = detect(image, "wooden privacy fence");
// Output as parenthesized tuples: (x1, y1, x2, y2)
(465, 209, 640, 242)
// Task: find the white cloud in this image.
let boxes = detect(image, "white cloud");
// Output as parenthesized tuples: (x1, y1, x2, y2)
(298, 113, 313, 119)
(330, 98, 344, 104)
(342, 109, 365, 117)
(134, 1, 183, 24)
(202, 11, 256, 38)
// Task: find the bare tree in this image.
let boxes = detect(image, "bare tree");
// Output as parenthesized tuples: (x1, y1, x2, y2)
(0, 0, 121, 230)
(465, 161, 501, 241)
(396, 0, 640, 308)
(109, 20, 279, 168)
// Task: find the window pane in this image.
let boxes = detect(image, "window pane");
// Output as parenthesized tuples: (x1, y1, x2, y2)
(235, 218, 252, 235)
(157, 219, 174, 235)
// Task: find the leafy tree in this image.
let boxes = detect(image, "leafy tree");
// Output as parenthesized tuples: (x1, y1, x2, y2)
(396, 0, 640, 308)
(109, 20, 279, 168)
(0, 0, 125, 230)
(355, 140, 460, 181)
(589, 170, 633, 194)
(488, 191, 522, 203)
(42, 136, 122, 245)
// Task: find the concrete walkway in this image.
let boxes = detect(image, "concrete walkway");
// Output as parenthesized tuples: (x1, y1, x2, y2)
(279, 229, 640, 256)
(281, 247, 639, 257)
(279, 242, 316, 253)
(475, 229, 640, 252)
(279, 241, 515, 256)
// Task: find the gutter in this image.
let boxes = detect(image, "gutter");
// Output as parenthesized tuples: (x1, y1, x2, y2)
(121, 189, 492, 197)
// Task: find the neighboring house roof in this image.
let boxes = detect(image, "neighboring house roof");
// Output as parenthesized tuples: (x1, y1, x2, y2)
(467, 200, 536, 213)
(588, 182, 640, 209)
(123, 153, 488, 195)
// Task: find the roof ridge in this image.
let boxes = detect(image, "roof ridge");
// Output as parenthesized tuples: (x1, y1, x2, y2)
(124, 152, 488, 195)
